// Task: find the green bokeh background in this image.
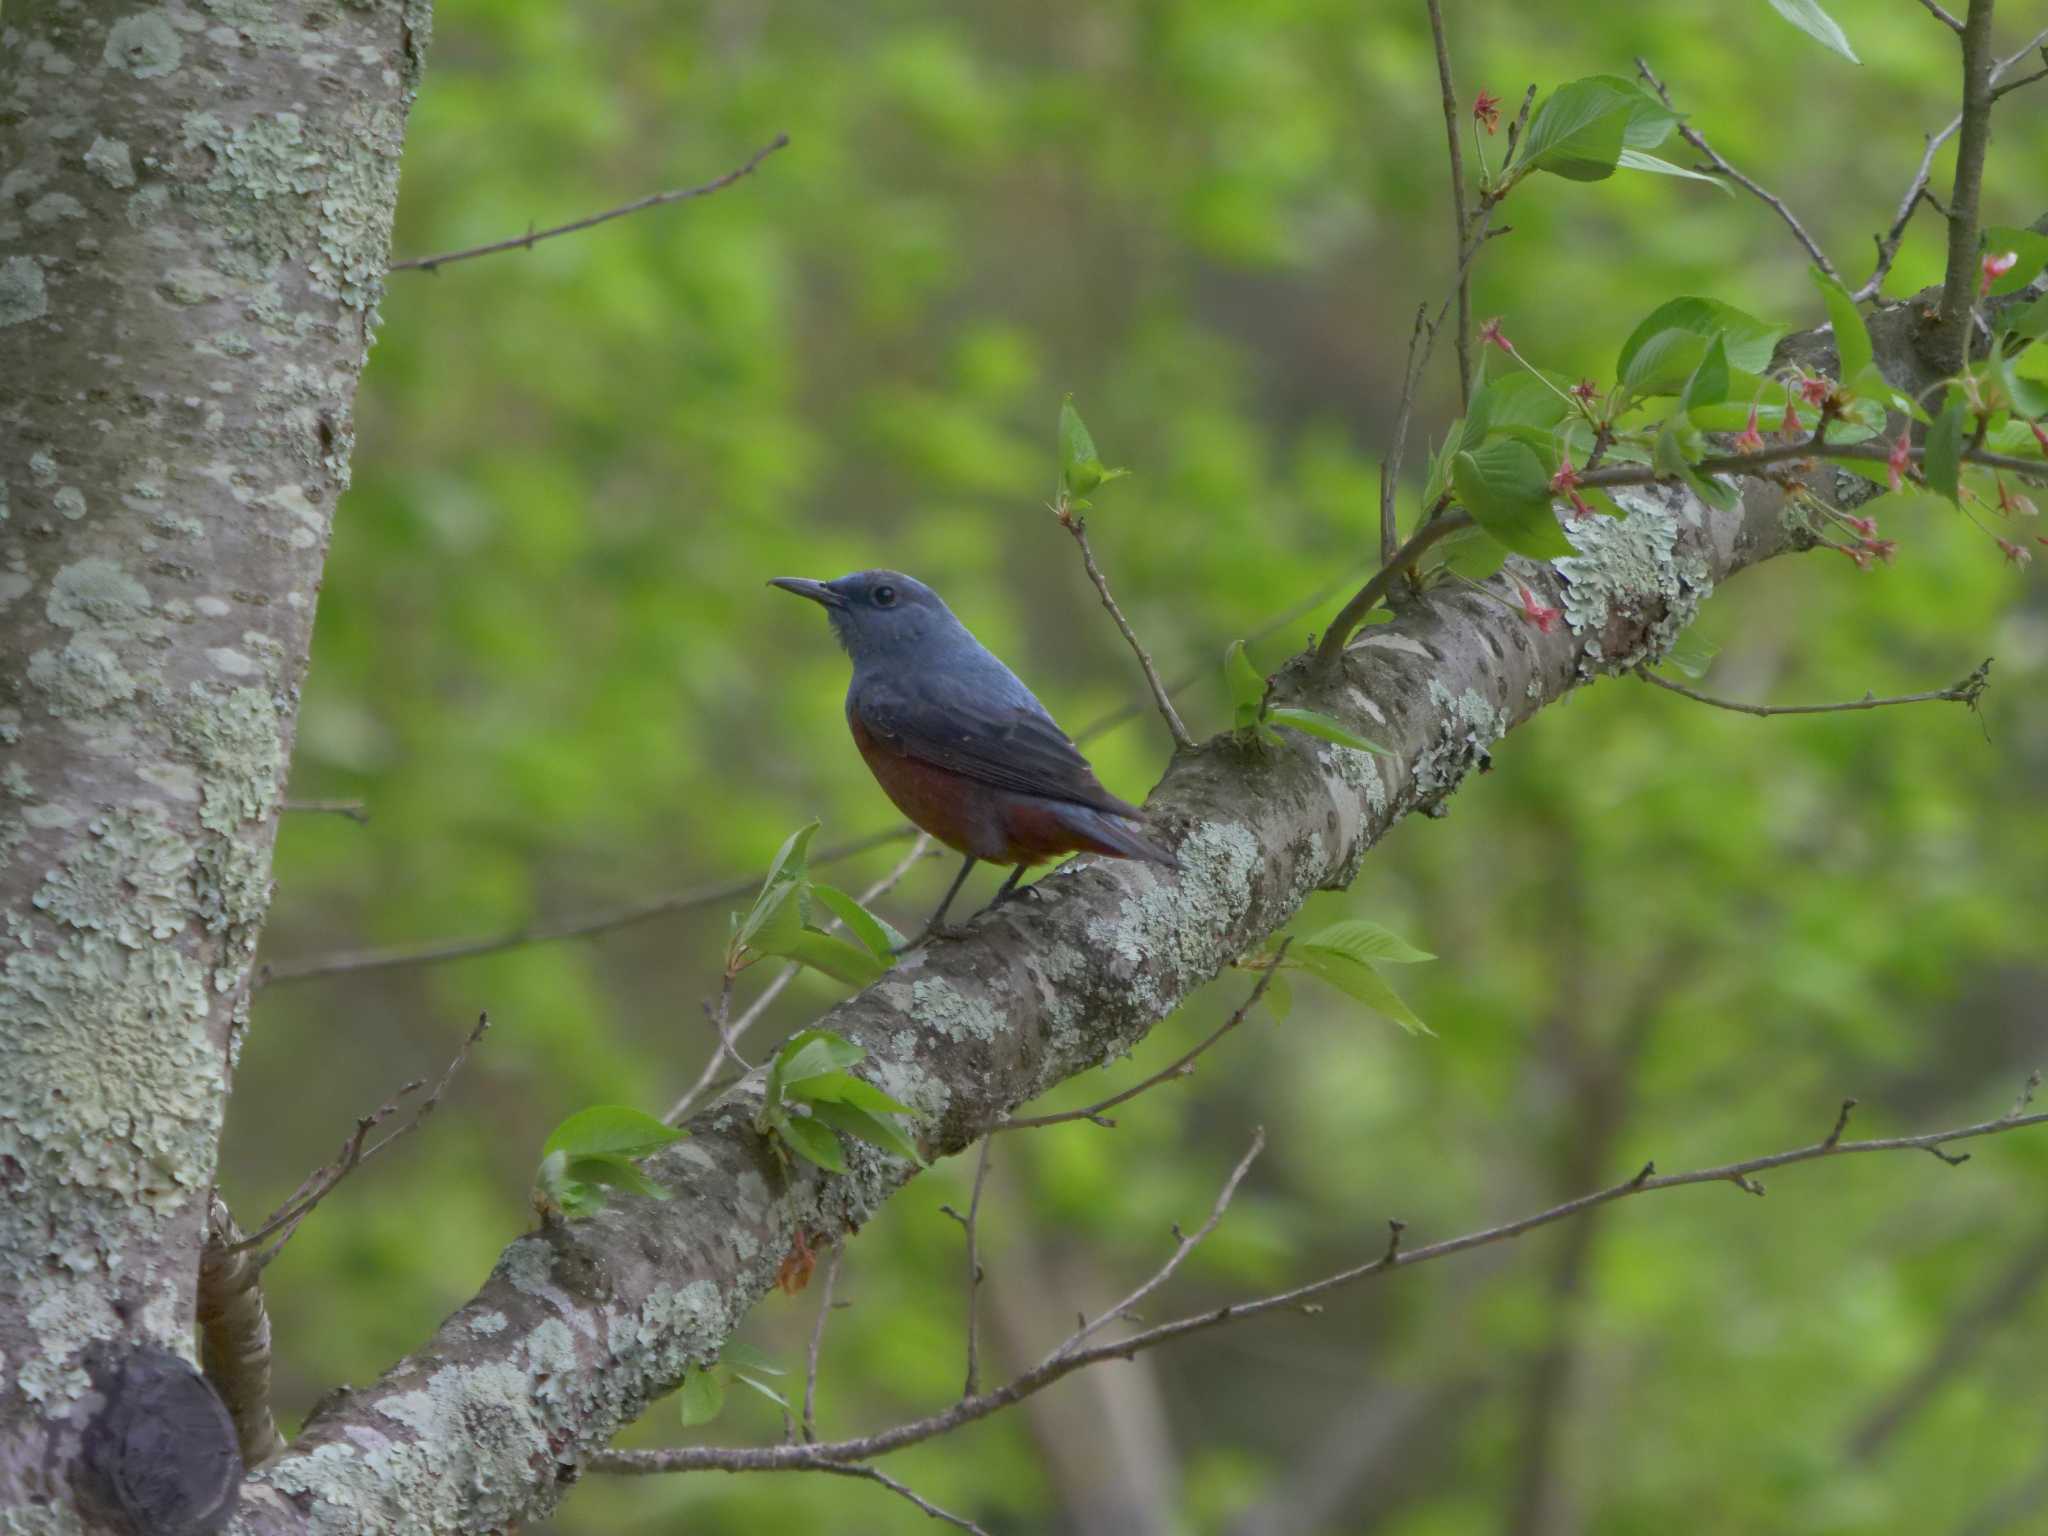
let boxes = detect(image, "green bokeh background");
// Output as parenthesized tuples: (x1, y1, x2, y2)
(236, 1, 2048, 1530)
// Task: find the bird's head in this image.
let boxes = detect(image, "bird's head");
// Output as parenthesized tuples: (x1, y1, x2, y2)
(769, 570, 956, 661)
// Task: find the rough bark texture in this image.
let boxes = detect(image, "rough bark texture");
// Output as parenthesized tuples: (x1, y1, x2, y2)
(232, 464, 1831, 1533)
(0, 0, 427, 1526)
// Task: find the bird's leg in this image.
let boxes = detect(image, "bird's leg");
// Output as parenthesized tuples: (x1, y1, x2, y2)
(981, 864, 1030, 913)
(898, 854, 978, 950)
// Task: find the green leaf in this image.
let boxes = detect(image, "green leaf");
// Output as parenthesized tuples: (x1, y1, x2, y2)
(542, 1105, 685, 1163)
(1058, 394, 1129, 502)
(1980, 227, 2048, 298)
(1296, 918, 1436, 966)
(807, 1098, 925, 1166)
(786, 1070, 915, 1115)
(776, 1112, 846, 1172)
(1810, 267, 1872, 387)
(1294, 949, 1434, 1036)
(1259, 969, 1292, 1023)
(1437, 524, 1512, 582)
(1924, 397, 1965, 503)
(1267, 706, 1393, 756)
(736, 821, 820, 952)
(565, 1153, 668, 1201)
(1663, 626, 1719, 680)
(678, 1368, 725, 1427)
(2004, 289, 2048, 340)
(1766, 0, 1859, 63)
(719, 1341, 785, 1376)
(778, 927, 888, 988)
(733, 1373, 794, 1413)
(1224, 639, 1267, 729)
(1516, 77, 1673, 183)
(1468, 372, 1573, 434)
(809, 883, 906, 960)
(773, 1029, 867, 1093)
(1616, 299, 1784, 390)
(1616, 150, 1734, 193)
(1679, 333, 1731, 414)
(1621, 330, 1710, 401)
(1452, 440, 1573, 559)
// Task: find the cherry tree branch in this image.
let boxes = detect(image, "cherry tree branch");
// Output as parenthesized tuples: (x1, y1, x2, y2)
(1425, 0, 1473, 407)
(591, 1092, 2048, 1479)
(1930, 0, 1999, 375)
(1634, 59, 1838, 280)
(388, 135, 789, 274)
(1315, 511, 1473, 663)
(1637, 658, 1991, 717)
(1916, 0, 1966, 30)
(800, 1245, 843, 1444)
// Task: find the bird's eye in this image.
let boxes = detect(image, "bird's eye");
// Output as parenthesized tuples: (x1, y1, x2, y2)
(872, 585, 897, 608)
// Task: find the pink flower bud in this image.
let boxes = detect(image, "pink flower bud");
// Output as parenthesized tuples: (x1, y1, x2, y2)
(1887, 431, 1911, 493)
(1982, 249, 2019, 296)
(1515, 582, 1561, 634)
(1478, 316, 1512, 354)
(1473, 89, 1503, 134)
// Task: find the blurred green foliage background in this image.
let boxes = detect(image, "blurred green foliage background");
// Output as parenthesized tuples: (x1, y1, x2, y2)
(235, 0, 2048, 1530)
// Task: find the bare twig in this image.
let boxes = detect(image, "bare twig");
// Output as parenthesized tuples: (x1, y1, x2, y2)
(948, 1139, 997, 1398)
(1991, 59, 2048, 100)
(812, 1463, 991, 1535)
(1381, 305, 1431, 565)
(281, 798, 369, 824)
(1574, 435, 2046, 489)
(591, 1093, 2048, 1478)
(263, 826, 915, 988)
(1425, 0, 1473, 407)
(1634, 59, 1839, 280)
(197, 1195, 285, 1467)
(1048, 1128, 1266, 1363)
(1315, 511, 1475, 664)
(1638, 659, 1991, 718)
(1059, 505, 1194, 751)
(801, 1245, 843, 1444)
(998, 943, 1290, 1132)
(388, 135, 789, 274)
(664, 836, 934, 1124)
(1855, 26, 2048, 301)
(1932, 0, 1999, 373)
(225, 1013, 491, 1264)
(1916, 0, 1966, 30)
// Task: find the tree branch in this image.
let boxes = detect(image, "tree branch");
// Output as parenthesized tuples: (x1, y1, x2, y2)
(997, 943, 1289, 1131)
(1916, 0, 1966, 31)
(1059, 506, 1195, 751)
(1637, 658, 1991, 718)
(800, 1244, 843, 1444)
(280, 798, 370, 824)
(1315, 511, 1473, 663)
(590, 1092, 2048, 1478)
(197, 1197, 285, 1469)
(1425, 0, 1473, 408)
(1931, 0, 1999, 373)
(387, 135, 790, 274)
(1634, 59, 1838, 280)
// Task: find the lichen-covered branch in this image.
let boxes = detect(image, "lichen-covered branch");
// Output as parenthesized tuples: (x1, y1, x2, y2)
(0, 0, 429, 1517)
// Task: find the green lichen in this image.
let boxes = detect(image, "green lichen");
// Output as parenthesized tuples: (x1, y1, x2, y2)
(0, 256, 49, 328)
(46, 558, 151, 631)
(1413, 679, 1503, 802)
(26, 193, 85, 226)
(174, 683, 282, 834)
(908, 975, 1003, 1044)
(26, 643, 138, 717)
(103, 11, 183, 76)
(84, 137, 137, 189)
(1553, 488, 1715, 677)
(33, 808, 195, 946)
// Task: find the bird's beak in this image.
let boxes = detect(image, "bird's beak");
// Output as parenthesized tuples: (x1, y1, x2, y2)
(768, 577, 845, 609)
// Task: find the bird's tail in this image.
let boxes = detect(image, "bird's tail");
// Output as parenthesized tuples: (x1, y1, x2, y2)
(1064, 806, 1180, 870)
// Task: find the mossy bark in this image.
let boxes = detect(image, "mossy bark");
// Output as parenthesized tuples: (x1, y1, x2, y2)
(0, 0, 428, 1523)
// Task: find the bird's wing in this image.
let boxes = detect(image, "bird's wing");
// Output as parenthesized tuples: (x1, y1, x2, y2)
(853, 670, 1141, 818)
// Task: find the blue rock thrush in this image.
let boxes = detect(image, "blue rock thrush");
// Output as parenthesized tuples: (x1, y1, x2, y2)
(771, 570, 1178, 943)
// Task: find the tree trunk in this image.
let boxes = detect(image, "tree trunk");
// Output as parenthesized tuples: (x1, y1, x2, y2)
(0, 0, 427, 1525)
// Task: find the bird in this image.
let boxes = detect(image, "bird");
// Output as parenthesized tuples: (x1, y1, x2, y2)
(770, 570, 1178, 945)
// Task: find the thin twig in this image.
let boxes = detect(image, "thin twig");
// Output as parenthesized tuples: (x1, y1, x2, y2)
(225, 1013, 491, 1264)
(1638, 658, 1991, 718)
(1932, 0, 1999, 374)
(801, 1245, 843, 1444)
(1634, 59, 1838, 280)
(262, 826, 915, 988)
(1425, 0, 1473, 407)
(1315, 511, 1475, 664)
(998, 943, 1290, 1132)
(1991, 59, 2048, 99)
(1855, 26, 2048, 302)
(959, 1138, 995, 1398)
(665, 836, 934, 1124)
(592, 1091, 2048, 1478)
(1916, 0, 1966, 30)
(1574, 435, 2046, 489)
(1381, 304, 1431, 565)
(1059, 507, 1194, 751)
(813, 1463, 991, 1535)
(388, 135, 789, 274)
(1049, 1129, 1265, 1363)
(281, 798, 369, 824)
